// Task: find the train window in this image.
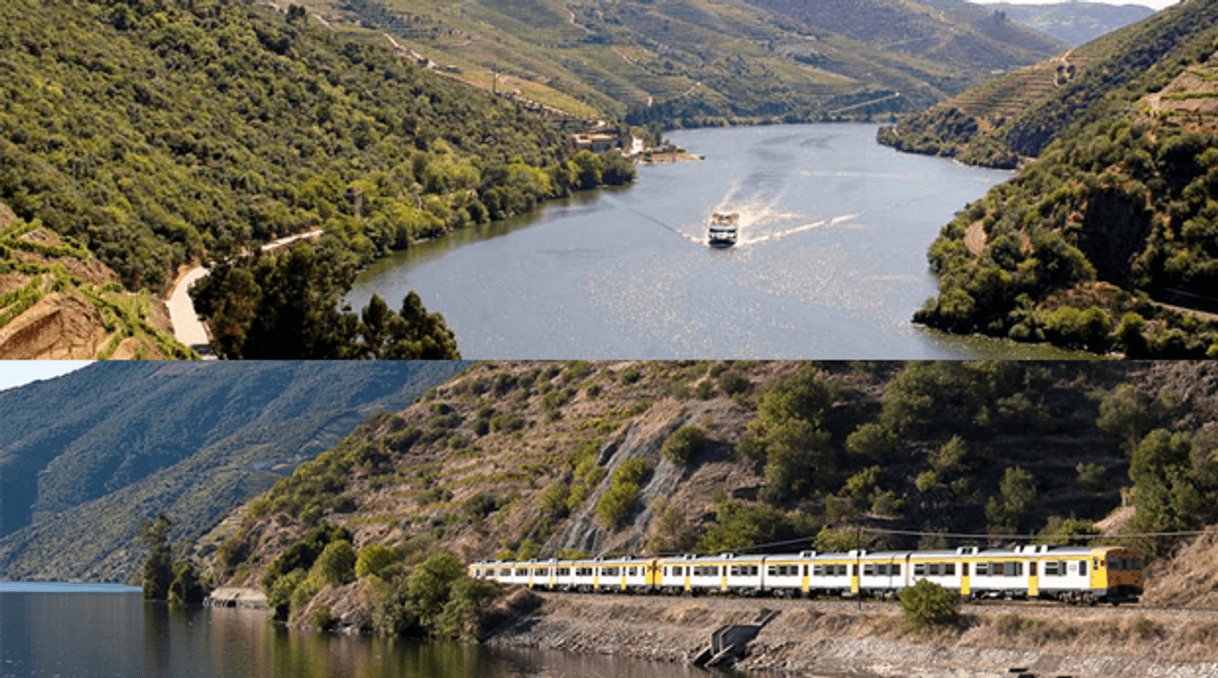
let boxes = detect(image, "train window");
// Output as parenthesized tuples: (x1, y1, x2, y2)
(752, 566, 760, 576)
(673, 566, 683, 576)
(838, 564, 849, 576)
(602, 567, 620, 577)
(803, 565, 808, 577)
(961, 563, 968, 576)
(628, 567, 637, 577)
(767, 566, 777, 576)
(1029, 562, 1037, 576)
(892, 564, 901, 576)
(499, 569, 511, 576)
(975, 563, 988, 576)
(877, 564, 888, 576)
(516, 568, 528, 576)
(852, 564, 859, 577)
(914, 563, 926, 576)
(536, 568, 550, 577)
(943, 563, 954, 576)
(557, 568, 570, 576)
(1094, 557, 1101, 570)
(812, 565, 825, 576)
(1079, 561, 1087, 576)
(928, 563, 940, 576)
(864, 564, 875, 576)
(1044, 561, 1059, 576)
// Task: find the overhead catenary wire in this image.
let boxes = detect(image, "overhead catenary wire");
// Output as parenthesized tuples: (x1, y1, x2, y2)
(644, 526, 1218, 559)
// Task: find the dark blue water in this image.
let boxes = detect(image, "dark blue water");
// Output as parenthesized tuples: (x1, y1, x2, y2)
(0, 585, 720, 678)
(346, 124, 1084, 359)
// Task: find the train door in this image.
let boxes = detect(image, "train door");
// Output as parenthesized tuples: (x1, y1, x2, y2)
(1028, 560, 1039, 597)
(960, 561, 970, 597)
(1090, 553, 1105, 591)
(851, 562, 860, 595)
(646, 560, 660, 588)
(720, 564, 728, 592)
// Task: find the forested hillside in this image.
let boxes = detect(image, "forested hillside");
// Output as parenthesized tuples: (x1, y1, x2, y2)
(191, 360, 1218, 633)
(0, 0, 634, 357)
(877, 0, 1218, 166)
(0, 361, 465, 581)
(907, 10, 1218, 357)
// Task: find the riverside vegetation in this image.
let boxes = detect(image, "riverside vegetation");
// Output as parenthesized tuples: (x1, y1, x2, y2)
(878, 0, 1218, 357)
(0, 0, 634, 357)
(151, 360, 1218, 640)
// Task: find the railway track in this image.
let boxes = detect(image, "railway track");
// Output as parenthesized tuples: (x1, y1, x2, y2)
(529, 588, 1218, 621)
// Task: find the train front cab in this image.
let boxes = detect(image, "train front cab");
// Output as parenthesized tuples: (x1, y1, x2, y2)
(1095, 546, 1144, 604)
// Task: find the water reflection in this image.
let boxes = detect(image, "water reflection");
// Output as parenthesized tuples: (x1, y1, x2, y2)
(2, 589, 735, 678)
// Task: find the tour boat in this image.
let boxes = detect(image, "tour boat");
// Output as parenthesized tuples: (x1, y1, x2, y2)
(707, 211, 739, 247)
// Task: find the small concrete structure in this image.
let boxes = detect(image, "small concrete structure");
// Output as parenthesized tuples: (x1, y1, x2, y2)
(691, 609, 780, 667)
(205, 587, 268, 609)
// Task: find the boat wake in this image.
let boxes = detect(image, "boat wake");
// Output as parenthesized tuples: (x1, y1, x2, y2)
(700, 183, 864, 247)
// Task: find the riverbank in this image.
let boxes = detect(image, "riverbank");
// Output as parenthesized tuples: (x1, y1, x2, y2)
(486, 592, 1218, 677)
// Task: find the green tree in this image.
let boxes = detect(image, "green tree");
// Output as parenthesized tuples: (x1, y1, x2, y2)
(355, 544, 398, 579)
(898, 579, 959, 630)
(762, 419, 833, 501)
(985, 466, 1038, 534)
(311, 540, 357, 585)
(662, 425, 707, 464)
(1127, 429, 1209, 549)
(406, 551, 466, 631)
(845, 423, 898, 462)
(139, 514, 174, 601)
(168, 562, 206, 605)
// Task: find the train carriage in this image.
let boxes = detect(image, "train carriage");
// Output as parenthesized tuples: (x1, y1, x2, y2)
(806, 551, 856, 596)
(478, 542, 1142, 604)
(857, 550, 908, 597)
(763, 551, 813, 596)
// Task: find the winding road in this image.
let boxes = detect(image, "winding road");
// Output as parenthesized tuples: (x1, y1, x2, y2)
(166, 229, 324, 356)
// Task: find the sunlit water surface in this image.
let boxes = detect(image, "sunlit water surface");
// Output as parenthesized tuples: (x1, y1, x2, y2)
(347, 124, 1087, 359)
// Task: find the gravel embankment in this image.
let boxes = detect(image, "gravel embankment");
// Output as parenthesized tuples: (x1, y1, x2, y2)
(486, 592, 1218, 677)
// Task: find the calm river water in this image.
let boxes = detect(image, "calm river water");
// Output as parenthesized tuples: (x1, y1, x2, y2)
(0, 585, 729, 678)
(347, 124, 1083, 359)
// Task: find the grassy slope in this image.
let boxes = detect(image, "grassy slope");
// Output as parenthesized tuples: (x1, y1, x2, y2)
(301, 0, 1063, 125)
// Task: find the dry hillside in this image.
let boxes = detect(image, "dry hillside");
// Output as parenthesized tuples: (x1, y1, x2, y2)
(194, 360, 1218, 614)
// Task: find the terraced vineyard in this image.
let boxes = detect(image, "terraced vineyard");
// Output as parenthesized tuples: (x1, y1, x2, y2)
(299, 0, 1063, 125)
(879, 0, 1218, 166)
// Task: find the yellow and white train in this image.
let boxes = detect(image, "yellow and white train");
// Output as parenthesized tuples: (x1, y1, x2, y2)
(469, 544, 1144, 605)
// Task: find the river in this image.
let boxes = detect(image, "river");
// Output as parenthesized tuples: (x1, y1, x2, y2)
(346, 124, 1087, 360)
(0, 584, 736, 678)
